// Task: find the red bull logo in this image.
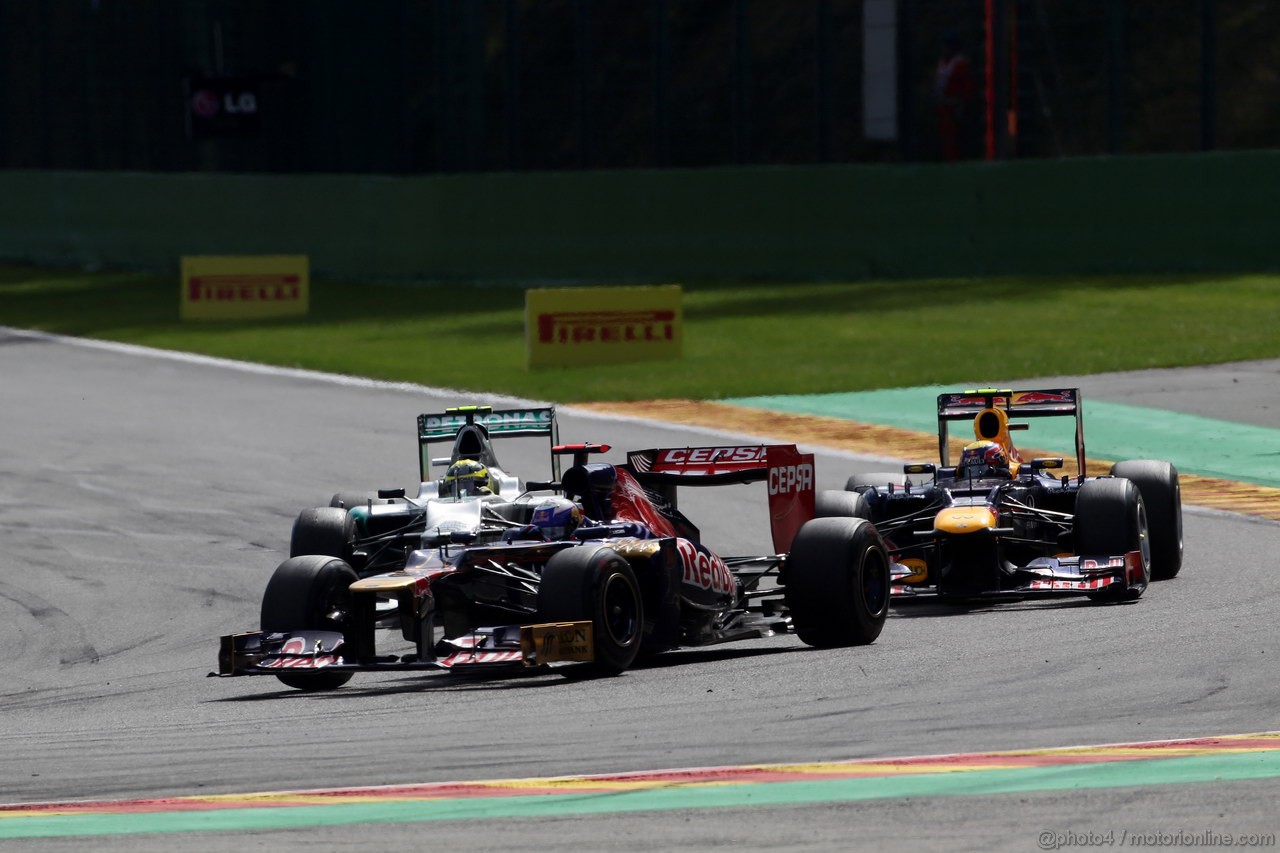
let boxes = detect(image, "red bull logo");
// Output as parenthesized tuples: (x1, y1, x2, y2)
(676, 539, 735, 595)
(1013, 391, 1076, 405)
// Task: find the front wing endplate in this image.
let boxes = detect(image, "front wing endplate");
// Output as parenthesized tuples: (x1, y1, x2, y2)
(520, 621, 594, 666)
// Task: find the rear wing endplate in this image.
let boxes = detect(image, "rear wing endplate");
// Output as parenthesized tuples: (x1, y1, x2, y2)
(625, 445, 815, 553)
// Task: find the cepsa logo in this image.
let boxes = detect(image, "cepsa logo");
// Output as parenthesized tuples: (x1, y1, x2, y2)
(768, 462, 814, 495)
(537, 310, 675, 345)
(657, 446, 766, 465)
(676, 539, 735, 595)
(188, 274, 302, 303)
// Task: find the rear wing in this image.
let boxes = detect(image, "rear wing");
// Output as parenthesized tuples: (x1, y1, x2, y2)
(936, 388, 1085, 475)
(625, 445, 815, 553)
(416, 405, 560, 482)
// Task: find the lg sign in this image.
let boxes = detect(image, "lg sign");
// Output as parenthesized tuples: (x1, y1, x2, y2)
(186, 76, 261, 138)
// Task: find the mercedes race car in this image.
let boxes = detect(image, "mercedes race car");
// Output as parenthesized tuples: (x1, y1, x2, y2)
(833, 388, 1182, 603)
(217, 417, 891, 691)
(293, 404, 568, 580)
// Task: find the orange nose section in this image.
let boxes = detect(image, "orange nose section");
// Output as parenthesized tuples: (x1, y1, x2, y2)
(934, 506, 997, 534)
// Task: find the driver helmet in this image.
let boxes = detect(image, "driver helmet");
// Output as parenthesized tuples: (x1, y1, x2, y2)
(957, 440, 1010, 479)
(439, 458, 494, 498)
(530, 496, 583, 539)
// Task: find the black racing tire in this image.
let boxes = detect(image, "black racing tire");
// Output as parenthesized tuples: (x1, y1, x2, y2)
(845, 472, 907, 493)
(330, 492, 379, 509)
(260, 555, 358, 690)
(1111, 460, 1183, 581)
(816, 490, 872, 519)
(537, 546, 643, 676)
(1076, 478, 1150, 602)
(329, 491, 407, 509)
(785, 517, 890, 647)
(290, 507, 356, 561)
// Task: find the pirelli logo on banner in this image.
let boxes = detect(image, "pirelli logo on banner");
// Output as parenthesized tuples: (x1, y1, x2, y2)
(525, 285, 682, 368)
(180, 255, 309, 321)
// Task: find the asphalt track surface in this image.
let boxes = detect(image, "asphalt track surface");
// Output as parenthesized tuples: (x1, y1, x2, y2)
(2, 328, 1278, 851)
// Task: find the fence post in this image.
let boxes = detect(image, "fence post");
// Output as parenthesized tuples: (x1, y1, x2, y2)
(1199, 0, 1216, 151)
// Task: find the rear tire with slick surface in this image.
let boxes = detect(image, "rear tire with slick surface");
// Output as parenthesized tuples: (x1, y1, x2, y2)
(290, 507, 356, 562)
(816, 490, 871, 519)
(845, 473, 907, 493)
(1110, 460, 1182, 580)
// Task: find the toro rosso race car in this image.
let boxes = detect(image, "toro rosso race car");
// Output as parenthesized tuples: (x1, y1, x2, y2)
(834, 388, 1182, 603)
(217, 409, 890, 691)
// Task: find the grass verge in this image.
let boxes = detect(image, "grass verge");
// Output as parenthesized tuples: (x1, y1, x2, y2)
(2, 265, 1277, 402)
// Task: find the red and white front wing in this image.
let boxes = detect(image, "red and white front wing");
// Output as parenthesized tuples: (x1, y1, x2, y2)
(890, 551, 1146, 598)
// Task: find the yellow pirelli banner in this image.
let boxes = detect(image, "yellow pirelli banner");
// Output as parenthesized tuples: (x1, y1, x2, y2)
(525, 285, 683, 369)
(180, 255, 309, 321)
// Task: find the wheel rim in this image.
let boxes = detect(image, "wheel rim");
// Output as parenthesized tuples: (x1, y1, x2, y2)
(1135, 502, 1152, 583)
(601, 571, 640, 647)
(860, 546, 890, 617)
(318, 579, 353, 631)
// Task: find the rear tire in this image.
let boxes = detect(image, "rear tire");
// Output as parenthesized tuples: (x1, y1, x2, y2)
(1076, 478, 1150, 602)
(786, 518, 890, 647)
(1111, 460, 1182, 580)
(290, 507, 356, 563)
(329, 491, 405, 509)
(538, 546, 643, 675)
(260, 555, 358, 690)
(845, 472, 907, 493)
(816, 490, 871, 519)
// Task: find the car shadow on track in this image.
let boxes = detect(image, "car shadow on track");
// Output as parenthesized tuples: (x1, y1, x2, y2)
(208, 645, 807, 701)
(889, 597, 1136, 617)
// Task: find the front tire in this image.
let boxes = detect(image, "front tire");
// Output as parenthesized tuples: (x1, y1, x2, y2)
(1076, 478, 1150, 602)
(537, 546, 643, 675)
(260, 555, 358, 690)
(290, 507, 357, 564)
(785, 517, 890, 647)
(1111, 460, 1182, 580)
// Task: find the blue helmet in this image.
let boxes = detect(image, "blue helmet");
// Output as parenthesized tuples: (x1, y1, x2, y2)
(531, 497, 583, 539)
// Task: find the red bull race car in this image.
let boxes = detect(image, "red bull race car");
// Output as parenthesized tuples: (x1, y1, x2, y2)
(835, 388, 1183, 603)
(217, 407, 890, 691)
